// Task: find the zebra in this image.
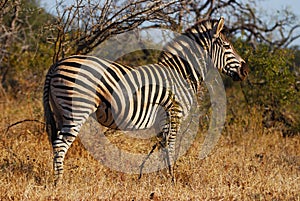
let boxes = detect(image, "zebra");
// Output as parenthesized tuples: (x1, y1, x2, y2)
(43, 17, 248, 184)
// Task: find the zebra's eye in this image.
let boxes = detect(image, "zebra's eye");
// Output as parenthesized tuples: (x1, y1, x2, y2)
(223, 43, 231, 49)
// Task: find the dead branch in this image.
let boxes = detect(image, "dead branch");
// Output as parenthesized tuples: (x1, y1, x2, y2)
(50, 0, 300, 62)
(4, 119, 45, 135)
(177, 0, 300, 50)
(51, 0, 180, 62)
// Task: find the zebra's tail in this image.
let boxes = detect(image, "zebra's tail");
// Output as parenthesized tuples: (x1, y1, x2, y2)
(43, 67, 57, 144)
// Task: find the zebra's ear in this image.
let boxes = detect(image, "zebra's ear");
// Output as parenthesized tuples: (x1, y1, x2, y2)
(213, 17, 225, 38)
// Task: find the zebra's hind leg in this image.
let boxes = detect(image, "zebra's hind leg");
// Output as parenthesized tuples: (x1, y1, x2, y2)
(52, 127, 78, 185)
(159, 140, 175, 182)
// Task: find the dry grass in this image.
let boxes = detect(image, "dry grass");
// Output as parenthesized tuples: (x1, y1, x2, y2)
(0, 97, 299, 200)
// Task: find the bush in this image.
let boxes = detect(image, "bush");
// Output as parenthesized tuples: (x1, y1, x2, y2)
(233, 39, 300, 135)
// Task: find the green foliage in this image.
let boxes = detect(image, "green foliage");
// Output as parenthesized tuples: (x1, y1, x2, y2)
(1, 0, 55, 97)
(7, 42, 54, 97)
(92, 34, 162, 67)
(233, 39, 300, 134)
(116, 49, 161, 66)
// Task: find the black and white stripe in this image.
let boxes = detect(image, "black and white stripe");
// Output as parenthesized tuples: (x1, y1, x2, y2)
(43, 17, 248, 184)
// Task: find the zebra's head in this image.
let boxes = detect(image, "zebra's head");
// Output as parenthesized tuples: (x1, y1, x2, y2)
(210, 17, 249, 81)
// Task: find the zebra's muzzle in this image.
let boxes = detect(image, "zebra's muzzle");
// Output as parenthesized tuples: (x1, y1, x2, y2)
(230, 62, 249, 81)
(239, 62, 249, 81)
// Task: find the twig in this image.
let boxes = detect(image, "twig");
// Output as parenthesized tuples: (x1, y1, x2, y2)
(4, 119, 45, 135)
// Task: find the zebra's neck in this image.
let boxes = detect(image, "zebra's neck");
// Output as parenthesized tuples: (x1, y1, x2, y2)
(157, 23, 214, 93)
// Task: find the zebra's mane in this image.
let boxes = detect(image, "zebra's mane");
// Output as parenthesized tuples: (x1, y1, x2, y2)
(158, 18, 230, 63)
(184, 18, 229, 36)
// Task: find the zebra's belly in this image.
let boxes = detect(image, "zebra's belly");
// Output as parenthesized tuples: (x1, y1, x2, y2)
(95, 101, 162, 131)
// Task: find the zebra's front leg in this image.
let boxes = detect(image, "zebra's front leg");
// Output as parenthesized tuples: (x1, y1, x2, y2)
(52, 127, 78, 185)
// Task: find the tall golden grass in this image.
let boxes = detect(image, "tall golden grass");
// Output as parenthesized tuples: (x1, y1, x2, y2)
(0, 92, 299, 200)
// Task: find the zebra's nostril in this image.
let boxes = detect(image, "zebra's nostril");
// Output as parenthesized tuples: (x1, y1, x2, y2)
(241, 62, 249, 77)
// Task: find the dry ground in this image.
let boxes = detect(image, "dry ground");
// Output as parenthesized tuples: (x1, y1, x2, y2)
(0, 98, 299, 200)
